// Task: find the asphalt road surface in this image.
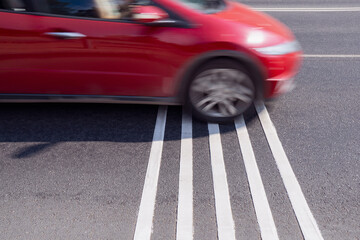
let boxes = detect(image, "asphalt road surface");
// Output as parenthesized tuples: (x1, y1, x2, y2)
(1, 1, 359, 240)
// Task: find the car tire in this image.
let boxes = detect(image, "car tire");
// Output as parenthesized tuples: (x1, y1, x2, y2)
(186, 59, 255, 123)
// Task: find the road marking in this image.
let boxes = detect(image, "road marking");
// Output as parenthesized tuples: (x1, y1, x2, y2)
(234, 116, 279, 240)
(303, 54, 360, 58)
(133, 106, 167, 240)
(176, 109, 193, 240)
(207, 123, 236, 240)
(254, 7, 360, 12)
(255, 102, 324, 240)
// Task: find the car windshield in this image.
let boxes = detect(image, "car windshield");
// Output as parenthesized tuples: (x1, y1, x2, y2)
(174, 0, 226, 13)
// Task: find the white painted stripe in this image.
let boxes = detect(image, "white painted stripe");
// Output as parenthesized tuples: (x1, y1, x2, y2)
(255, 102, 324, 240)
(176, 109, 193, 240)
(133, 106, 167, 240)
(303, 54, 360, 58)
(234, 116, 279, 240)
(254, 7, 360, 12)
(207, 123, 236, 240)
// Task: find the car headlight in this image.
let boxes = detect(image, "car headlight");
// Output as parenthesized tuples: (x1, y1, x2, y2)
(254, 41, 301, 55)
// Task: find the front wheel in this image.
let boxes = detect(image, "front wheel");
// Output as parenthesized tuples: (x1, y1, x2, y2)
(187, 59, 255, 123)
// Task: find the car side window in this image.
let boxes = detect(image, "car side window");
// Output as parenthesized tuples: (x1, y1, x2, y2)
(42, 0, 152, 20)
(0, 0, 27, 11)
(46, 0, 98, 18)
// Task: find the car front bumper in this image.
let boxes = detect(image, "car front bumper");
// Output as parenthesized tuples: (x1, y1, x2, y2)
(259, 51, 302, 98)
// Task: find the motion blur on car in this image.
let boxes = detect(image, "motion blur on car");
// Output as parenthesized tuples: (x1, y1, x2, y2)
(0, 0, 302, 122)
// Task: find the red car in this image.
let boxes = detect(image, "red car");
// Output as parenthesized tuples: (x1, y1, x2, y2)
(0, 0, 301, 122)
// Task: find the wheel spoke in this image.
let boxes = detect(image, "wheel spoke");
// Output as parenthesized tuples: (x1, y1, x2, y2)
(218, 102, 228, 116)
(223, 100, 238, 115)
(195, 96, 213, 108)
(235, 86, 254, 96)
(202, 101, 218, 112)
(233, 92, 253, 103)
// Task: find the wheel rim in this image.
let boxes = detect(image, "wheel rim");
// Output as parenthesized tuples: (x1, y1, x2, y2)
(189, 68, 254, 118)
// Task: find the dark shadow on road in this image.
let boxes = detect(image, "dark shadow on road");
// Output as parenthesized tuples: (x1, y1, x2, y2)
(13, 142, 58, 158)
(0, 102, 260, 158)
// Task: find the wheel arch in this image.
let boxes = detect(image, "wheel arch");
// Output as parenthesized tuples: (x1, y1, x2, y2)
(175, 50, 266, 103)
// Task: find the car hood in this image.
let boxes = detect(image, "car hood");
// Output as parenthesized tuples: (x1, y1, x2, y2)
(212, 2, 294, 40)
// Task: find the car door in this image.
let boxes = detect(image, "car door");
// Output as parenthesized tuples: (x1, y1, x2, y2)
(0, 0, 185, 97)
(0, 0, 71, 95)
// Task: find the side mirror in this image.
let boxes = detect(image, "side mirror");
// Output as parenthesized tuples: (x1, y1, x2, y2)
(132, 6, 169, 24)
